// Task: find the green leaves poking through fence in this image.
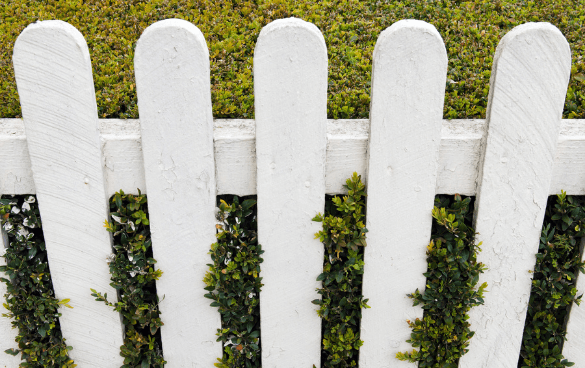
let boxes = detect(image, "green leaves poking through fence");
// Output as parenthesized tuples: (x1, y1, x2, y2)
(519, 191, 585, 368)
(91, 190, 165, 368)
(396, 195, 486, 368)
(0, 195, 75, 367)
(312, 172, 369, 367)
(204, 195, 263, 367)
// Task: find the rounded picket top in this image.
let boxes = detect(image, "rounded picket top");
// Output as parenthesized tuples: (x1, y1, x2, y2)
(372, 19, 448, 79)
(360, 19, 448, 367)
(135, 18, 212, 125)
(135, 18, 210, 88)
(485, 22, 571, 123)
(461, 22, 571, 368)
(255, 17, 326, 58)
(13, 20, 96, 122)
(254, 17, 327, 117)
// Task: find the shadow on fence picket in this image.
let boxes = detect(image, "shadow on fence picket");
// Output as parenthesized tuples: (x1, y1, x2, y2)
(1, 15, 583, 368)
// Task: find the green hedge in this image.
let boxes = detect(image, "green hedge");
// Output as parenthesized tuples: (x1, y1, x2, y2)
(1, 0, 583, 120)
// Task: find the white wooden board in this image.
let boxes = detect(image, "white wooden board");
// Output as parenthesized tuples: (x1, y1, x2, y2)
(12, 20, 124, 367)
(0, 225, 20, 368)
(134, 19, 221, 366)
(255, 18, 327, 367)
(561, 236, 585, 363)
(460, 22, 572, 368)
(4, 118, 585, 197)
(359, 20, 448, 367)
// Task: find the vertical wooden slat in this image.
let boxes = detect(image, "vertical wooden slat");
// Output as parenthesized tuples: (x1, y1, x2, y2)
(134, 19, 221, 366)
(12, 21, 124, 367)
(358, 20, 448, 366)
(0, 223, 21, 367)
(558, 237, 585, 363)
(255, 18, 327, 367)
(459, 23, 571, 368)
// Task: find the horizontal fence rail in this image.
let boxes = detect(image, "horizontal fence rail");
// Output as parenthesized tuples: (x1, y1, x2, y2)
(2, 118, 585, 197)
(1, 16, 584, 368)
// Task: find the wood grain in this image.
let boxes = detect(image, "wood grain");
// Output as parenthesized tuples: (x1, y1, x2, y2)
(460, 22, 572, 368)
(12, 20, 124, 367)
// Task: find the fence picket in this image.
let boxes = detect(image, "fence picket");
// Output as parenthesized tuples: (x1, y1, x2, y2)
(255, 18, 327, 367)
(0, 226, 20, 367)
(563, 237, 585, 364)
(459, 23, 572, 368)
(12, 21, 124, 366)
(134, 19, 221, 366)
(358, 20, 448, 366)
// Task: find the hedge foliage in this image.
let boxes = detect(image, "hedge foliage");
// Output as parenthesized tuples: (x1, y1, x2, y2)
(1, 0, 584, 120)
(312, 173, 369, 367)
(0, 195, 75, 367)
(204, 195, 263, 367)
(92, 190, 165, 368)
(397, 195, 487, 368)
(519, 191, 585, 368)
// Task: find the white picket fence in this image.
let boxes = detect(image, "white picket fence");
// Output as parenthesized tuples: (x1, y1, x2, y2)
(0, 17, 584, 368)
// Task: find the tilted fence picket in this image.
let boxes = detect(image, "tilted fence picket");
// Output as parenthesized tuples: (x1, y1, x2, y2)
(1, 16, 584, 368)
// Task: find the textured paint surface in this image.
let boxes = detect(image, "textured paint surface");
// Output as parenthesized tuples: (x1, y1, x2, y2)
(12, 21, 124, 367)
(99, 119, 145, 197)
(0, 227, 20, 368)
(254, 18, 327, 367)
(563, 237, 585, 364)
(3, 118, 585, 197)
(134, 19, 221, 366)
(459, 23, 571, 368)
(359, 20, 448, 367)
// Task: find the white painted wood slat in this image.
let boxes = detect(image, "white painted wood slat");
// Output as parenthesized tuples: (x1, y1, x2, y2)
(0, 226, 20, 368)
(563, 237, 585, 364)
(255, 18, 327, 367)
(12, 20, 124, 367)
(359, 20, 448, 367)
(134, 19, 221, 366)
(4, 118, 585, 197)
(460, 23, 572, 368)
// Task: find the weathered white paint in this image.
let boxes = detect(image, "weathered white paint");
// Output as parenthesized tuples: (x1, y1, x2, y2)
(214, 119, 256, 195)
(5, 118, 585, 197)
(460, 23, 572, 368)
(255, 18, 327, 367)
(134, 19, 221, 366)
(0, 226, 21, 368)
(359, 20, 448, 367)
(99, 119, 146, 197)
(12, 20, 124, 367)
(562, 237, 585, 364)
